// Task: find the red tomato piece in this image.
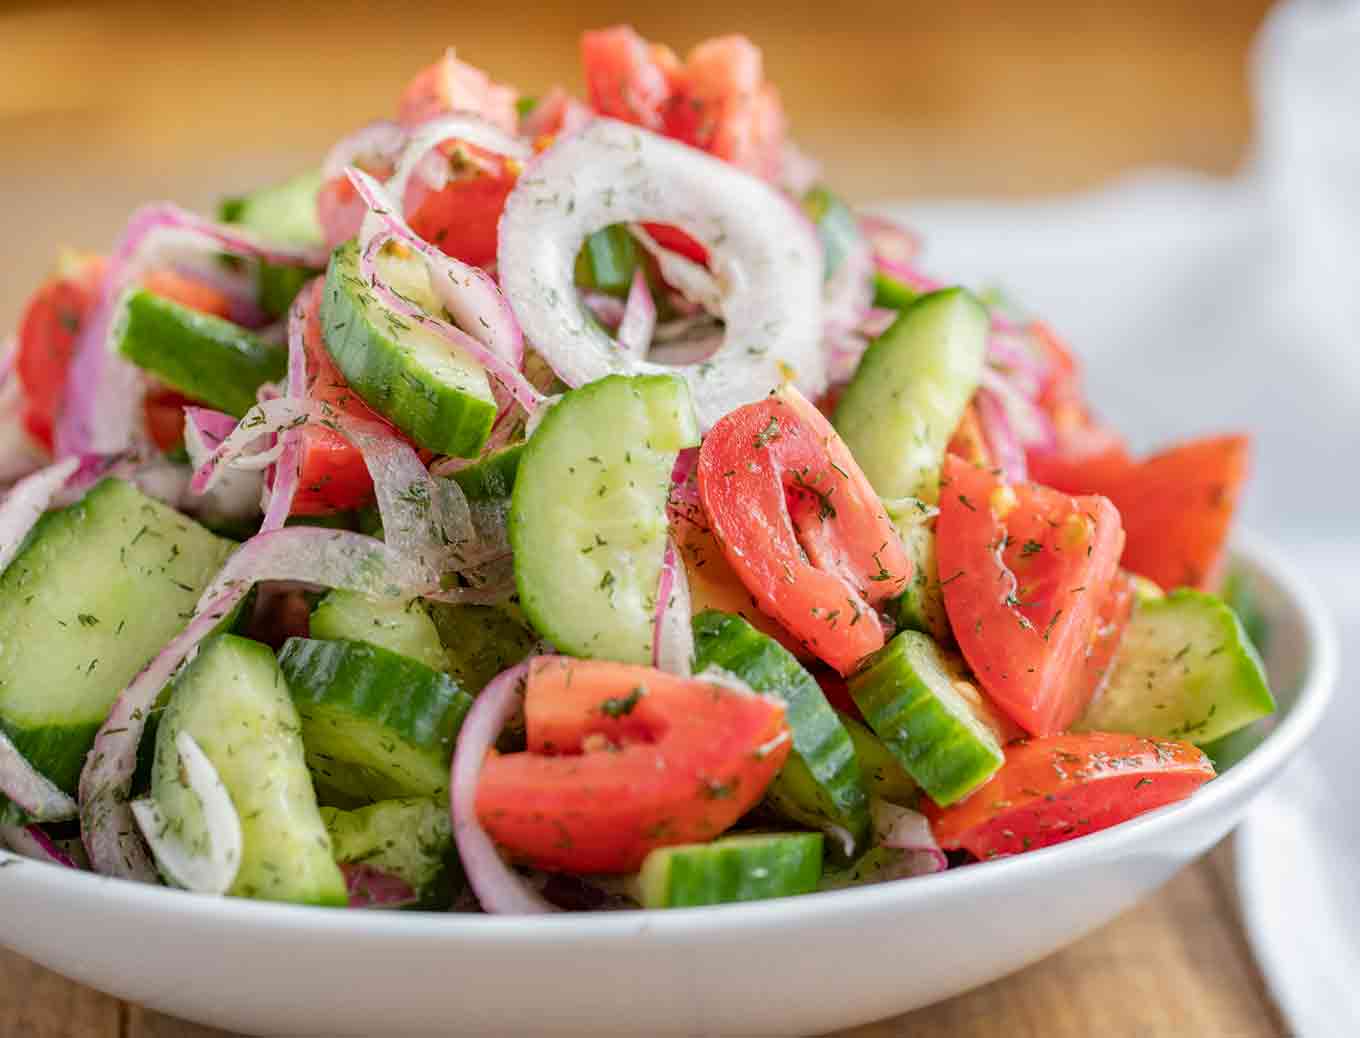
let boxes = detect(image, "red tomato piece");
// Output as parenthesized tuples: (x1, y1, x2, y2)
(640, 223, 709, 266)
(317, 174, 369, 251)
(15, 261, 103, 449)
(1081, 570, 1135, 704)
(946, 401, 993, 469)
(936, 454, 1124, 736)
(927, 731, 1214, 859)
(477, 657, 791, 873)
(697, 386, 911, 675)
(141, 269, 234, 320)
(287, 281, 390, 515)
(397, 49, 518, 133)
(581, 26, 674, 131)
(1026, 320, 1129, 481)
(404, 143, 519, 268)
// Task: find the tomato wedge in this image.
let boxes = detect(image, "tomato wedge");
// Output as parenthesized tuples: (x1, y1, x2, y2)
(936, 454, 1124, 736)
(697, 386, 911, 675)
(405, 144, 519, 269)
(927, 732, 1214, 859)
(581, 26, 674, 131)
(476, 657, 791, 873)
(396, 50, 518, 133)
(946, 401, 993, 469)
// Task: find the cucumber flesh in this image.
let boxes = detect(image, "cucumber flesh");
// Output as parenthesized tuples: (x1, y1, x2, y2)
(873, 272, 919, 311)
(447, 443, 524, 504)
(510, 374, 700, 663)
(321, 240, 496, 457)
(833, 288, 989, 502)
(886, 497, 950, 642)
(803, 187, 863, 281)
(427, 603, 539, 693)
(321, 796, 460, 909)
(820, 845, 923, 891)
(1200, 720, 1267, 773)
(278, 637, 472, 801)
(1073, 589, 1275, 745)
(849, 630, 1004, 807)
(0, 479, 233, 795)
(574, 225, 640, 297)
(637, 833, 824, 908)
(841, 715, 919, 805)
(693, 610, 870, 858)
(218, 169, 325, 318)
(150, 635, 346, 905)
(114, 289, 287, 417)
(309, 590, 446, 671)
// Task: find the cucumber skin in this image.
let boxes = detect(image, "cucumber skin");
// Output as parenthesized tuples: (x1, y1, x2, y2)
(427, 603, 539, 694)
(887, 501, 950, 642)
(152, 634, 347, 906)
(849, 631, 1004, 808)
(693, 610, 870, 858)
(841, 715, 919, 805)
(509, 374, 700, 664)
(320, 242, 496, 458)
(0, 479, 233, 796)
(321, 797, 461, 909)
(278, 637, 473, 801)
(638, 833, 824, 908)
(575, 225, 640, 297)
(873, 272, 919, 311)
(448, 444, 523, 503)
(217, 169, 325, 318)
(833, 288, 989, 503)
(114, 290, 286, 417)
(1074, 589, 1275, 746)
(309, 591, 447, 672)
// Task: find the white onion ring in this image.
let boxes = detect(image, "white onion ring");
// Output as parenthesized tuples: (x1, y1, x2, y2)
(498, 119, 826, 429)
(449, 660, 558, 914)
(130, 730, 243, 894)
(386, 114, 530, 216)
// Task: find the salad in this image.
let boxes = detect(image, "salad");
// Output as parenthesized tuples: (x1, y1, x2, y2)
(0, 26, 1274, 913)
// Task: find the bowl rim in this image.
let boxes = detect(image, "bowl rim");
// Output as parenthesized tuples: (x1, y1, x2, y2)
(0, 530, 1338, 941)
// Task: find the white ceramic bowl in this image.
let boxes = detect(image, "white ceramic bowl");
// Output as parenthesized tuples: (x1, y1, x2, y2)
(0, 534, 1337, 1037)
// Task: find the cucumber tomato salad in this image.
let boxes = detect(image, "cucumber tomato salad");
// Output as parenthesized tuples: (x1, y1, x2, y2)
(0, 28, 1273, 912)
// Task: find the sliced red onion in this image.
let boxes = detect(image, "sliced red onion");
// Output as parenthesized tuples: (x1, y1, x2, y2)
(651, 537, 694, 677)
(0, 377, 47, 486)
(348, 170, 540, 410)
(386, 114, 530, 213)
(987, 326, 1049, 388)
(860, 215, 922, 267)
(0, 728, 77, 823)
(0, 457, 79, 575)
(81, 525, 428, 879)
(499, 120, 826, 429)
(342, 863, 421, 909)
(261, 280, 320, 531)
(872, 800, 946, 875)
(0, 334, 14, 393)
(191, 397, 314, 496)
(628, 224, 723, 315)
(976, 389, 1028, 484)
(823, 228, 874, 340)
(450, 661, 558, 914)
(616, 269, 656, 358)
(780, 141, 822, 198)
(184, 406, 271, 520)
(57, 205, 331, 458)
(876, 257, 940, 294)
(979, 365, 1055, 449)
(582, 291, 627, 330)
(0, 825, 81, 868)
(322, 119, 407, 183)
(130, 730, 242, 894)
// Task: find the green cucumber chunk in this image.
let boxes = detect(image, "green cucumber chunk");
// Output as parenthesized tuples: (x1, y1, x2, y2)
(834, 287, 989, 503)
(849, 630, 1004, 807)
(278, 637, 473, 801)
(841, 715, 919, 805)
(1073, 589, 1275, 745)
(574, 224, 641, 297)
(321, 796, 460, 909)
(693, 610, 870, 858)
(637, 833, 824, 908)
(321, 240, 496, 457)
(820, 845, 923, 891)
(218, 168, 325, 317)
(803, 187, 864, 281)
(151, 634, 346, 905)
(309, 590, 446, 671)
(1200, 721, 1267, 773)
(873, 272, 919, 311)
(113, 290, 287, 417)
(510, 374, 700, 663)
(886, 497, 950, 641)
(447, 443, 524, 503)
(1221, 567, 1270, 656)
(427, 603, 539, 693)
(0, 479, 233, 794)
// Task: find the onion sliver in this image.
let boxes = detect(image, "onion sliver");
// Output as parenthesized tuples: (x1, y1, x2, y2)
(651, 537, 694, 677)
(872, 800, 946, 876)
(0, 457, 79, 576)
(498, 119, 826, 429)
(449, 661, 558, 914)
(616, 269, 656, 358)
(130, 731, 243, 894)
(0, 825, 81, 868)
(385, 114, 530, 217)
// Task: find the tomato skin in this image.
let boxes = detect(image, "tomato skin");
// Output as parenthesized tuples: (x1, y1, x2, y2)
(397, 50, 518, 133)
(581, 26, 673, 131)
(317, 175, 369, 251)
(477, 657, 791, 873)
(404, 145, 518, 269)
(1081, 570, 1135, 703)
(697, 386, 911, 676)
(926, 732, 1214, 859)
(946, 401, 993, 469)
(936, 454, 1124, 737)
(640, 223, 709, 265)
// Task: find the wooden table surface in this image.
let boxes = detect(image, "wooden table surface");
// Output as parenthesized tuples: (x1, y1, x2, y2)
(1, 2, 1288, 1035)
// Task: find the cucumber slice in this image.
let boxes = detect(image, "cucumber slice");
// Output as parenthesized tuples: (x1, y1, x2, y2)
(803, 187, 863, 281)
(820, 845, 921, 891)
(841, 716, 919, 805)
(113, 290, 287, 417)
(427, 603, 539, 693)
(447, 443, 524, 503)
(1221, 567, 1270, 656)
(575, 225, 641, 297)
(219, 169, 325, 318)
(510, 374, 700, 663)
(872, 272, 919, 311)
(693, 610, 870, 857)
(151, 635, 346, 905)
(321, 240, 496, 457)
(849, 630, 1004, 807)
(833, 288, 989, 502)
(886, 497, 950, 641)
(321, 796, 460, 909)
(278, 637, 473, 801)
(0, 479, 233, 795)
(637, 833, 824, 908)
(309, 590, 446, 672)
(1200, 721, 1267, 773)
(1073, 589, 1275, 745)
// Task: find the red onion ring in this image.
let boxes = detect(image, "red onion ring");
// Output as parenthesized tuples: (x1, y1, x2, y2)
(0, 457, 79, 575)
(0, 825, 82, 868)
(651, 537, 694, 677)
(0, 727, 78, 823)
(260, 279, 320, 531)
(322, 119, 407, 184)
(449, 660, 558, 914)
(342, 863, 421, 910)
(860, 215, 922, 267)
(975, 388, 1028, 484)
(872, 800, 946, 876)
(875, 257, 940, 293)
(616, 269, 656, 358)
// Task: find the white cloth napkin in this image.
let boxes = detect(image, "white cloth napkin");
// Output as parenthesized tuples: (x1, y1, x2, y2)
(875, 3, 1360, 1031)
